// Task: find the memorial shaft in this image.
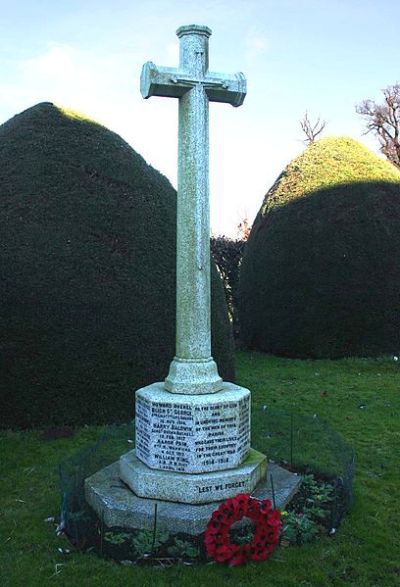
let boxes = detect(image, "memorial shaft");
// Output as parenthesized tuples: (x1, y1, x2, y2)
(140, 25, 246, 394)
(176, 28, 211, 363)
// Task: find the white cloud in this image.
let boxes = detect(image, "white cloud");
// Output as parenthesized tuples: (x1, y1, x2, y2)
(244, 31, 269, 62)
(16, 44, 125, 113)
(19, 44, 78, 78)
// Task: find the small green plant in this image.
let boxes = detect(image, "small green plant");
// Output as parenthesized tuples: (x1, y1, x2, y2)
(281, 511, 319, 545)
(131, 529, 169, 557)
(167, 538, 198, 559)
(280, 474, 336, 546)
(103, 531, 132, 545)
(299, 474, 334, 522)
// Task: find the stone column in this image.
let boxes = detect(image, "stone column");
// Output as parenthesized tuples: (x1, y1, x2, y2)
(165, 25, 222, 394)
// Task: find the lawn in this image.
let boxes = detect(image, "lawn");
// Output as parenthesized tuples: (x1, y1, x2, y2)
(0, 352, 399, 587)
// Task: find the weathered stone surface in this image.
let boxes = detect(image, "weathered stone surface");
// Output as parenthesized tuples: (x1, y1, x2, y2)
(85, 461, 301, 535)
(252, 461, 302, 507)
(164, 357, 222, 395)
(135, 382, 250, 473)
(120, 448, 266, 504)
(141, 25, 246, 394)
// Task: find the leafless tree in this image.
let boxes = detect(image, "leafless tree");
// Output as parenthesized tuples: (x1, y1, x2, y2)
(236, 217, 251, 241)
(300, 111, 326, 144)
(356, 84, 400, 168)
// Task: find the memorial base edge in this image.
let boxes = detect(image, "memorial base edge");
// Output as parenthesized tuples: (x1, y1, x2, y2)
(120, 448, 266, 504)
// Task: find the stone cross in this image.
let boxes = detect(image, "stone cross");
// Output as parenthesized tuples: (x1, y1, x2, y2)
(87, 25, 266, 518)
(141, 24, 246, 395)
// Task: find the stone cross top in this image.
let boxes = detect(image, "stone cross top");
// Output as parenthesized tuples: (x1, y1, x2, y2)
(141, 24, 246, 395)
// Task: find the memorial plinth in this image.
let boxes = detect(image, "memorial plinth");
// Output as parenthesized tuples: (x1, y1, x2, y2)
(118, 382, 267, 504)
(119, 381, 267, 503)
(134, 382, 250, 473)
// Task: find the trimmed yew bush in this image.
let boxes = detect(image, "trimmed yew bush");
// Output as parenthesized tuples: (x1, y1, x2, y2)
(0, 103, 234, 428)
(240, 136, 400, 358)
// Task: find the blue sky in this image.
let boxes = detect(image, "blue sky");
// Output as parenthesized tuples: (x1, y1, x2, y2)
(1, 0, 399, 235)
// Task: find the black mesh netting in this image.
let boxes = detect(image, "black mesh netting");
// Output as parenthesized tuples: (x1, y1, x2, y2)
(58, 409, 355, 563)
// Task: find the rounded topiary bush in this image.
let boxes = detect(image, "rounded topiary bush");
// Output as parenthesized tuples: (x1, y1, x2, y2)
(239, 136, 400, 358)
(0, 103, 234, 429)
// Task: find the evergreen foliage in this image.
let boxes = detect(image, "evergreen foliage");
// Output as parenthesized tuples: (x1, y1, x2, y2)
(211, 235, 246, 339)
(0, 103, 234, 428)
(239, 136, 400, 358)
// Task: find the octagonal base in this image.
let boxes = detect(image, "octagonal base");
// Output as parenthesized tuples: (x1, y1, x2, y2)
(135, 382, 250, 474)
(85, 461, 301, 535)
(120, 448, 266, 504)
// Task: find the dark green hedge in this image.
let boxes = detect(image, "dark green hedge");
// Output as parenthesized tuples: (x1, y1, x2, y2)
(240, 137, 400, 358)
(211, 236, 246, 339)
(0, 103, 234, 429)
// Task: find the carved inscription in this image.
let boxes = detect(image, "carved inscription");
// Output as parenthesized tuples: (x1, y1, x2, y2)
(135, 395, 151, 460)
(136, 393, 250, 473)
(193, 399, 249, 469)
(237, 396, 250, 458)
(153, 400, 193, 471)
(198, 480, 246, 494)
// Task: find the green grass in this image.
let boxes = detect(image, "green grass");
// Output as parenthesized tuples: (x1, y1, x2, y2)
(1, 352, 399, 586)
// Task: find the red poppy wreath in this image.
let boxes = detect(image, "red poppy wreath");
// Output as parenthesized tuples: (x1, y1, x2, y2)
(204, 493, 281, 566)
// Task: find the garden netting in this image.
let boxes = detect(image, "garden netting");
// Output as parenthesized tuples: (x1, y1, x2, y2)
(58, 409, 355, 564)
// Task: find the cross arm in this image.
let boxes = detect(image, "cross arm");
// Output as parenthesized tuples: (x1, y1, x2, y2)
(204, 71, 246, 107)
(140, 62, 247, 107)
(140, 62, 191, 99)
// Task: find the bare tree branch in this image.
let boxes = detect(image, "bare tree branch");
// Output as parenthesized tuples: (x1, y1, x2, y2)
(356, 83, 400, 168)
(236, 216, 251, 241)
(300, 111, 326, 145)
